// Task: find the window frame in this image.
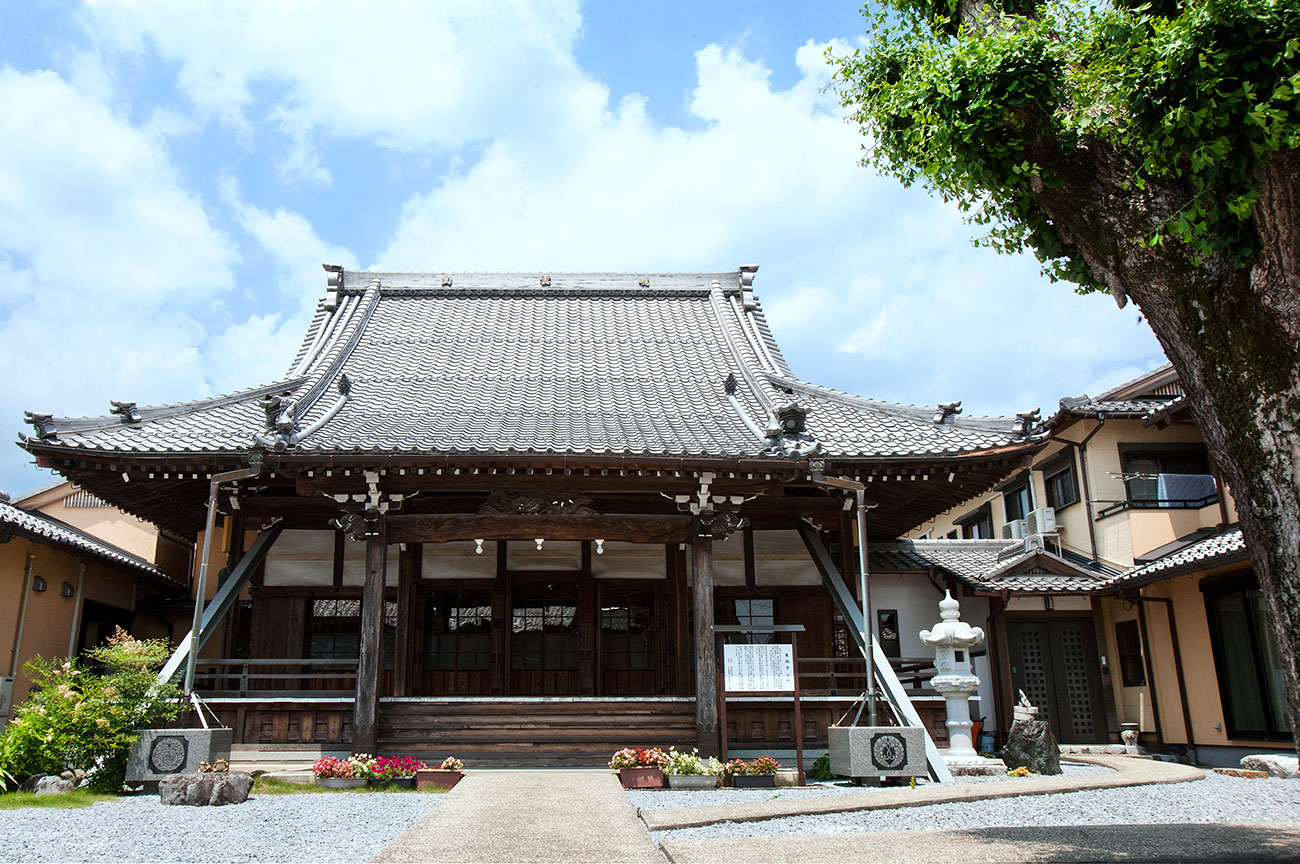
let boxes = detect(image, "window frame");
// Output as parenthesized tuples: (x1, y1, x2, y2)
(1200, 571, 1292, 741)
(1118, 443, 1217, 508)
(1038, 453, 1080, 511)
(955, 503, 994, 539)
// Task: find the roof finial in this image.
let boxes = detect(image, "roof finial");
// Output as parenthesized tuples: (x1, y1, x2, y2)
(933, 401, 962, 424)
(110, 401, 141, 423)
(539, 275, 552, 287)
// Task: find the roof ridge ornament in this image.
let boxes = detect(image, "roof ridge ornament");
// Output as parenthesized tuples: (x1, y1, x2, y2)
(933, 401, 962, 424)
(1013, 408, 1042, 437)
(110, 401, 141, 423)
(738, 264, 758, 310)
(23, 411, 55, 440)
(539, 275, 551, 287)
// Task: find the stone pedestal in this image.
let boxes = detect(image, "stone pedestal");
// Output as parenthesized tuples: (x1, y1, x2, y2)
(828, 726, 927, 779)
(126, 728, 233, 790)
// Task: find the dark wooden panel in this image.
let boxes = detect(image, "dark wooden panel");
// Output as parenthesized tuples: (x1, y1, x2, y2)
(387, 514, 693, 545)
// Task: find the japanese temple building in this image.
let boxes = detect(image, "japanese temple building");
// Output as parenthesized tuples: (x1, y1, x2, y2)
(20, 267, 1046, 763)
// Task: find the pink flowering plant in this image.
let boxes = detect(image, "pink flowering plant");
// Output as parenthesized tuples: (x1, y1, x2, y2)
(608, 747, 667, 770)
(374, 755, 426, 779)
(727, 755, 781, 775)
(440, 756, 464, 772)
(311, 756, 356, 779)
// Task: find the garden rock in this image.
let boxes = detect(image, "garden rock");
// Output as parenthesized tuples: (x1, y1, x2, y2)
(1002, 718, 1062, 775)
(20, 774, 75, 796)
(1241, 754, 1299, 778)
(159, 771, 253, 806)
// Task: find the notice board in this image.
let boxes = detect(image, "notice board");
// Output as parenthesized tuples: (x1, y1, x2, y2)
(722, 643, 796, 692)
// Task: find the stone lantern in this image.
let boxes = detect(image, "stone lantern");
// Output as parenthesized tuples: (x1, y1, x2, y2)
(920, 590, 984, 759)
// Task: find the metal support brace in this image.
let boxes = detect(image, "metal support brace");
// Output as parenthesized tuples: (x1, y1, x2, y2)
(158, 522, 286, 686)
(797, 521, 954, 783)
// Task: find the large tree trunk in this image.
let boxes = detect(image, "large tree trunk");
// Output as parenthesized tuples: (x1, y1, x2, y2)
(1034, 142, 1300, 754)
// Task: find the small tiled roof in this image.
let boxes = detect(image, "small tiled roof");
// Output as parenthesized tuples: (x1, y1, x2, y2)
(22, 270, 1036, 464)
(870, 539, 1117, 594)
(1113, 525, 1247, 587)
(1047, 394, 1180, 426)
(0, 495, 176, 586)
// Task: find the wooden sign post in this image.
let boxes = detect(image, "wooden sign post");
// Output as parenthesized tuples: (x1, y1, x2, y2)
(715, 624, 805, 784)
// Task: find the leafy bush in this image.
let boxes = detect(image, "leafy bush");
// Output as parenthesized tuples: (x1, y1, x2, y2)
(0, 628, 181, 792)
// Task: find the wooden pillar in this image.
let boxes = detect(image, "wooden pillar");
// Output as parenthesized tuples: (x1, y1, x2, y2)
(693, 514, 718, 755)
(353, 519, 387, 754)
(393, 543, 420, 698)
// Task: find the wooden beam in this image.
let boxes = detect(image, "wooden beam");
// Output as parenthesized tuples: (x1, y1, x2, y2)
(693, 517, 718, 755)
(386, 513, 693, 545)
(352, 520, 387, 754)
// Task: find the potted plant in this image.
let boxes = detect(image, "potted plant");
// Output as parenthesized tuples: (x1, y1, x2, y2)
(415, 756, 465, 790)
(662, 748, 723, 789)
(313, 756, 366, 789)
(609, 747, 667, 789)
(727, 755, 780, 788)
(370, 755, 424, 789)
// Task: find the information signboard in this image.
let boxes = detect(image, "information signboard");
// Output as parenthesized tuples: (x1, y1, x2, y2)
(722, 643, 796, 693)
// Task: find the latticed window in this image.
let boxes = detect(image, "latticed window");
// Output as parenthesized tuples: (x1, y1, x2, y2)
(424, 590, 493, 671)
(308, 598, 396, 659)
(510, 583, 579, 670)
(600, 589, 654, 671)
(721, 597, 775, 644)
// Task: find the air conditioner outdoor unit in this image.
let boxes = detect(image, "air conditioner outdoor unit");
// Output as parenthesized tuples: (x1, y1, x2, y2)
(1025, 507, 1057, 535)
(1001, 519, 1026, 540)
(0, 675, 13, 727)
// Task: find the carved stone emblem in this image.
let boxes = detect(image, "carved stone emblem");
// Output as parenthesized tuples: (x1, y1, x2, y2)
(478, 492, 596, 517)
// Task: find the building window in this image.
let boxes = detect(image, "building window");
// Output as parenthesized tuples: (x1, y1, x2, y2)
(1203, 574, 1291, 740)
(601, 589, 655, 671)
(956, 505, 994, 539)
(1041, 456, 1080, 509)
(1114, 619, 1145, 687)
(510, 583, 579, 671)
(1121, 445, 1216, 507)
(309, 598, 360, 659)
(1003, 481, 1032, 523)
(424, 590, 493, 671)
(721, 597, 776, 644)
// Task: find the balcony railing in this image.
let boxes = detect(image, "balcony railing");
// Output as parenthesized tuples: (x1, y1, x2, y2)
(192, 658, 359, 698)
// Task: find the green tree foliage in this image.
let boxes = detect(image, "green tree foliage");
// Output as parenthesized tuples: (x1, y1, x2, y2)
(831, 0, 1299, 289)
(0, 628, 181, 793)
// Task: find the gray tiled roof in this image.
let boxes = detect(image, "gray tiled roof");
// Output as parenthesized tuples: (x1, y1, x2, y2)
(23, 270, 1034, 463)
(1048, 394, 1179, 426)
(1113, 526, 1247, 587)
(869, 539, 1116, 594)
(0, 497, 174, 584)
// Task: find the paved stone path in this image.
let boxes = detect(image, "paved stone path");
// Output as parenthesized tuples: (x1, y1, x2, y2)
(369, 769, 663, 863)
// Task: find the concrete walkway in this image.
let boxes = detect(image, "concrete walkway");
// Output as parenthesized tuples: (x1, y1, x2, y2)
(640, 755, 1203, 831)
(369, 769, 663, 864)
(657, 822, 1300, 863)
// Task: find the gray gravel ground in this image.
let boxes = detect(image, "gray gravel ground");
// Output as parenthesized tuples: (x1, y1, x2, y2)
(0, 791, 440, 863)
(628, 761, 1113, 811)
(650, 772, 1300, 840)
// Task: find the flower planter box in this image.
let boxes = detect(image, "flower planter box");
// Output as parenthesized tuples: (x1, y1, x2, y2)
(317, 777, 367, 789)
(666, 774, 719, 790)
(617, 767, 666, 789)
(415, 769, 464, 791)
(731, 774, 777, 789)
(368, 777, 416, 790)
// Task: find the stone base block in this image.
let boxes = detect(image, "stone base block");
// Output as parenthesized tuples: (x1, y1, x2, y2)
(828, 726, 927, 779)
(159, 771, 252, 806)
(126, 728, 233, 787)
(943, 755, 1006, 776)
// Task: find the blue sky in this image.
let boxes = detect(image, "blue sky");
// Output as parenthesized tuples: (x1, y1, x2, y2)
(0, 1, 1164, 496)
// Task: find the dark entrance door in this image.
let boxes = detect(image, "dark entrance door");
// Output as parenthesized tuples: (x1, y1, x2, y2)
(77, 600, 135, 657)
(1007, 618, 1107, 744)
(509, 582, 581, 695)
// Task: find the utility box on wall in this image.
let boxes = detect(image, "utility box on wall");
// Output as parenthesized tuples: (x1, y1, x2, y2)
(0, 676, 13, 731)
(828, 726, 927, 779)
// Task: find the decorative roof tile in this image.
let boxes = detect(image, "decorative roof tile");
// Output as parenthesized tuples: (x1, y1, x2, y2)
(870, 539, 1117, 594)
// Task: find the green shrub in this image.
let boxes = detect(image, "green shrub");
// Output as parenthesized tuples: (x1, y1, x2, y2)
(0, 628, 181, 793)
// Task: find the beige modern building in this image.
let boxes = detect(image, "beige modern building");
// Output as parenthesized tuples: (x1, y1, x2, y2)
(904, 366, 1291, 765)
(1, 485, 188, 725)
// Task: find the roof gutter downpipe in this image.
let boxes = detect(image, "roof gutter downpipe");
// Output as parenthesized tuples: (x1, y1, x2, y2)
(8, 551, 37, 678)
(812, 473, 878, 726)
(183, 457, 263, 694)
(1050, 415, 1106, 564)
